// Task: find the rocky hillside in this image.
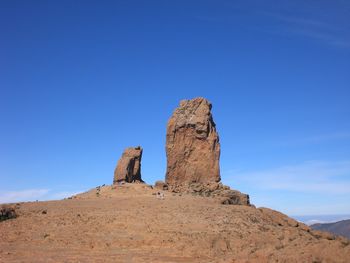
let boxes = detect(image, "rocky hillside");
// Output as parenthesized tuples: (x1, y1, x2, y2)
(2, 97, 349, 262)
(1, 184, 349, 263)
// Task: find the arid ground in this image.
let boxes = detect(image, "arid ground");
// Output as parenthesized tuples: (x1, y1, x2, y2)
(1, 184, 350, 263)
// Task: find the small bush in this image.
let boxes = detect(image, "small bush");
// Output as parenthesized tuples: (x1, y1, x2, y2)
(0, 206, 17, 222)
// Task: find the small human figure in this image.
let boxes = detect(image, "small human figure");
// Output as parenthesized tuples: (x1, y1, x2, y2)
(156, 192, 165, 200)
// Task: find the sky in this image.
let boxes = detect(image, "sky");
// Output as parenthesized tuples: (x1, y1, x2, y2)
(1, 0, 350, 218)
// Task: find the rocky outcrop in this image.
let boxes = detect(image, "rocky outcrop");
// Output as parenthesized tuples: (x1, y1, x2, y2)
(113, 146, 143, 184)
(165, 97, 250, 206)
(165, 97, 221, 186)
(154, 180, 168, 190)
(170, 182, 250, 206)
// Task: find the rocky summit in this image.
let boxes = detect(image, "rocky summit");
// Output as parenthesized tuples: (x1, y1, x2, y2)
(2, 97, 349, 262)
(165, 97, 221, 186)
(113, 146, 143, 183)
(1, 184, 349, 262)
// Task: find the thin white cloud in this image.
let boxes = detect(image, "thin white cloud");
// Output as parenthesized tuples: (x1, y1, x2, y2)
(226, 160, 350, 194)
(288, 27, 350, 48)
(305, 132, 350, 143)
(293, 214, 350, 225)
(264, 13, 341, 32)
(48, 191, 82, 200)
(194, 5, 350, 49)
(0, 189, 50, 204)
(0, 189, 84, 204)
(269, 132, 350, 148)
(260, 11, 350, 48)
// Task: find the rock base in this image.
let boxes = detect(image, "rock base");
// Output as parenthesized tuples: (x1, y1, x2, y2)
(167, 182, 250, 206)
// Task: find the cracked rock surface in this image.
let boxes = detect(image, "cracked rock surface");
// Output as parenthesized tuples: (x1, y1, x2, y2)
(165, 97, 220, 186)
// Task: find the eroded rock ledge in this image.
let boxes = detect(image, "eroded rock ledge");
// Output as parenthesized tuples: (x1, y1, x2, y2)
(167, 182, 250, 205)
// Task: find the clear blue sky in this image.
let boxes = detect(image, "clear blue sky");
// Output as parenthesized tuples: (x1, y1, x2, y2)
(1, 0, 350, 217)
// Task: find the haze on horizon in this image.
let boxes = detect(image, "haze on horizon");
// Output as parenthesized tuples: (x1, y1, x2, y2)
(1, 0, 350, 220)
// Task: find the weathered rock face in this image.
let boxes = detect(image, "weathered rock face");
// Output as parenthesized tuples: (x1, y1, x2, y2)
(165, 97, 221, 186)
(113, 146, 143, 184)
(165, 97, 250, 206)
(170, 182, 250, 206)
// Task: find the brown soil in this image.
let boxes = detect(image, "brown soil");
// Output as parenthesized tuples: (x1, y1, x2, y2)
(1, 183, 349, 263)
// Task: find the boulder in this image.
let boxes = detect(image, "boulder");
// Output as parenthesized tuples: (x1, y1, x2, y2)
(184, 182, 250, 205)
(219, 190, 250, 205)
(165, 97, 220, 186)
(113, 146, 143, 184)
(154, 180, 168, 190)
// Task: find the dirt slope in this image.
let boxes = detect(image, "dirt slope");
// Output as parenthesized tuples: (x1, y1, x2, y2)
(1, 184, 349, 263)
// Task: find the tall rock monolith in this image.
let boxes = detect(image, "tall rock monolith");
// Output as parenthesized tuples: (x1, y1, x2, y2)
(165, 97, 221, 186)
(113, 146, 143, 184)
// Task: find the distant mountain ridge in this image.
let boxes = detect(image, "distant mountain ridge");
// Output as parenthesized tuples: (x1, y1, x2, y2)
(293, 214, 350, 226)
(311, 219, 350, 239)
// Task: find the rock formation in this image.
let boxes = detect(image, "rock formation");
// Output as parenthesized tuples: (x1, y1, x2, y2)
(165, 97, 221, 186)
(113, 146, 143, 184)
(165, 97, 250, 206)
(154, 180, 168, 190)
